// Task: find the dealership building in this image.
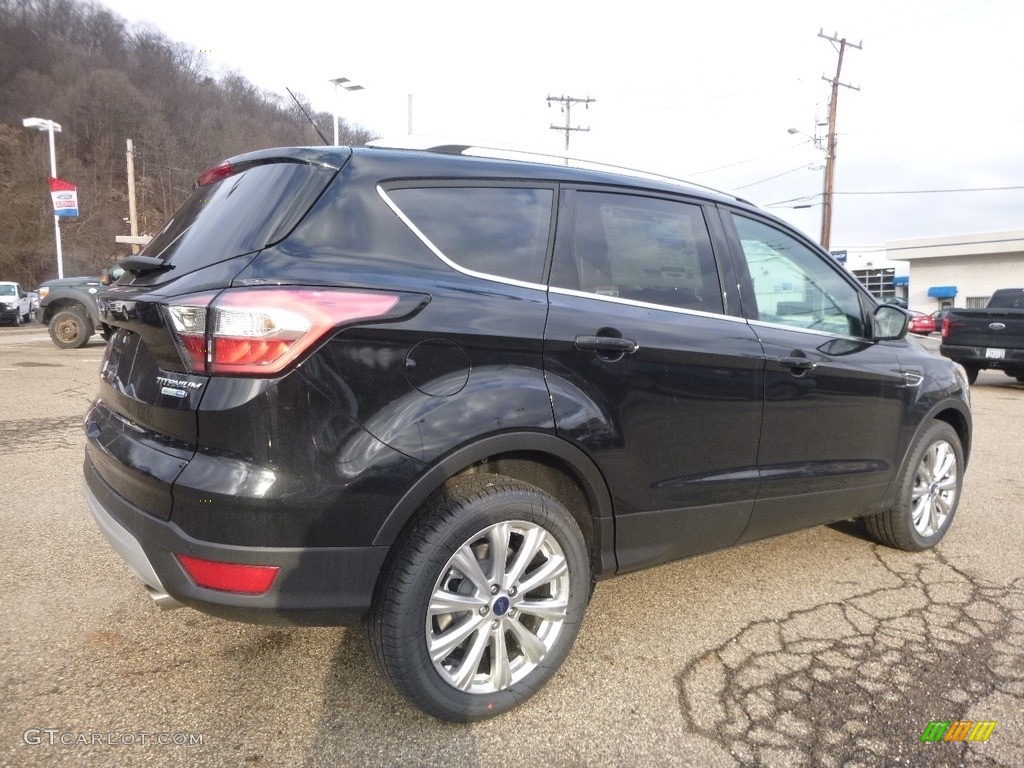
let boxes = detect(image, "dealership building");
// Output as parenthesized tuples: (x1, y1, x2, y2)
(835, 230, 1024, 312)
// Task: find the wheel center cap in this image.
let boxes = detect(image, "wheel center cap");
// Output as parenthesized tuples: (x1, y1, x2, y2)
(492, 596, 510, 616)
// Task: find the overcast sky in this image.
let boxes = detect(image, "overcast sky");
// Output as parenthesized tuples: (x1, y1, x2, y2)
(100, 0, 1024, 247)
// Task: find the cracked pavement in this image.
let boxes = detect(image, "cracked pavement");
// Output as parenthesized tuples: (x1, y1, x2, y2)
(679, 547, 1024, 767)
(1, 327, 1021, 767)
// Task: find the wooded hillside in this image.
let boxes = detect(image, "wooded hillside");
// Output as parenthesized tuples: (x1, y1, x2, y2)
(0, 0, 375, 287)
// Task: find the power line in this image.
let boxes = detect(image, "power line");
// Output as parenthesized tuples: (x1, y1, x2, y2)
(686, 141, 809, 176)
(837, 185, 1024, 195)
(734, 163, 818, 190)
(766, 184, 1024, 206)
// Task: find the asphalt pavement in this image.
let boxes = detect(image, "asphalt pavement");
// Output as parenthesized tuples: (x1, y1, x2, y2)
(1, 325, 1021, 767)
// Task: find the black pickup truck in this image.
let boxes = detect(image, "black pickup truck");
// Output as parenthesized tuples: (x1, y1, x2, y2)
(940, 288, 1024, 384)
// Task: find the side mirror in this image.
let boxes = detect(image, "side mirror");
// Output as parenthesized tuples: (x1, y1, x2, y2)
(873, 305, 909, 341)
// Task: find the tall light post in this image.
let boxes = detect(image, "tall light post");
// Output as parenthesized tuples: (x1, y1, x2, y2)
(329, 77, 365, 146)
(22, 117, 65, 278)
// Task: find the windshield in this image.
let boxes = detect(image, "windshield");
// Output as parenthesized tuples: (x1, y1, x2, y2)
(0, 285, 16, 296)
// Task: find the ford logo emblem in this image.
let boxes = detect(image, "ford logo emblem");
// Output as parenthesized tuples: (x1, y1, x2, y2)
(989, 322, 1006, 330)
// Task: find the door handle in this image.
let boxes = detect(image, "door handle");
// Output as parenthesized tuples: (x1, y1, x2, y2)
(574, 336, 639, 354)
(777, 355, 815, 371)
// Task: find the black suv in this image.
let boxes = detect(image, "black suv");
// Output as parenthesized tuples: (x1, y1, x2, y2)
(85, 144, 972, 721)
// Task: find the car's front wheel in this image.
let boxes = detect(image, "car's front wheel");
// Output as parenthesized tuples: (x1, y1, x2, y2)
(865, 420, 964, 551)
(366, 475, 590, 721)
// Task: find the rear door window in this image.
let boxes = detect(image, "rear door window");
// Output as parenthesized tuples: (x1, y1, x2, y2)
(550, 191, 724, 314)
(385, 186, 554, 284)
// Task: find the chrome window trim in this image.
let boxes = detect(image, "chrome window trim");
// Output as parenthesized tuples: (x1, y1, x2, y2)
(548, 286, 743, 323)
(746, 317, 867, 342)
(377, 185, 550, 292)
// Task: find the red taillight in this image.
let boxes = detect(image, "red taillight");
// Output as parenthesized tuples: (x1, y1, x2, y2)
(196, 162, 234, 187)
(177, 554, 279, 594)
(941, 316, 965, 340)
(166, 288, 400, 376)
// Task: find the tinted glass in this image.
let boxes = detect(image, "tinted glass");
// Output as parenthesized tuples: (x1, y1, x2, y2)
(732, 215, 865, 337)
(988, 290, 1024, 309)
(553, 192, 723, 313)
(141, 161, 337, 274)
(388, 187, 553, 283)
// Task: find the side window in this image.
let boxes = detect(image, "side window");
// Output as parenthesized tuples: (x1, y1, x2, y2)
(731, 215, 865, 337)
(552, 191, 723, 314)
(386, 186, 553, 284)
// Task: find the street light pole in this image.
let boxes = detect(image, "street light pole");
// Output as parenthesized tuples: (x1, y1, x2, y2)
(22, 117, 64, 279)
(787, 126, 828, 244)
(329, 77, 365, 146)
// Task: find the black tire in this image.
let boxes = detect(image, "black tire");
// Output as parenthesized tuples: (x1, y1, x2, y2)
(100, 323, 113, 341)
(864, 421, 964, 551)
(963, 365, 979, 385)
(48, 309, 94, 349)
(366, 474, 590, 722)
(12, 310, 21, 327)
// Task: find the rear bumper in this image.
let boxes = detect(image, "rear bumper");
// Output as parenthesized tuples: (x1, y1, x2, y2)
(940, 344, 1024, 370)
(84, 455, 388, 625)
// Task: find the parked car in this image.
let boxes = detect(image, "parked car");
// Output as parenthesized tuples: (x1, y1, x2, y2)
(931, 307, 952, 326)
(908, 311, 936, 335)
(84, 143, 973, 722)
(0, 281, 33, 325)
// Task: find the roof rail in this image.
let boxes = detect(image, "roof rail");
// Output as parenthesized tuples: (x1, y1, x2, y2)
(365, 136, 749, 204)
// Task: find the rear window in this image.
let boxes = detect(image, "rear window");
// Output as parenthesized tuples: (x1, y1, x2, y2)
(141, 161, 338, 274)
(386, 186, 554, 284)
(988, 290, 1024, 309)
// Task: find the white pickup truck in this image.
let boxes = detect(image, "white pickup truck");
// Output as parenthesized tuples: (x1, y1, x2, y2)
(0, 281, 34, 326)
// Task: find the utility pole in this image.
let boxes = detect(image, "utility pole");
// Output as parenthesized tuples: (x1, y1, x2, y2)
(818, 29, 861, 251)
(126, 139, 140, 254)
(547, 94, 595, 162)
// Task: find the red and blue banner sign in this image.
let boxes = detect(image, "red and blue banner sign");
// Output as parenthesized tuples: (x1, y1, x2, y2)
(48, 177, 79, 217)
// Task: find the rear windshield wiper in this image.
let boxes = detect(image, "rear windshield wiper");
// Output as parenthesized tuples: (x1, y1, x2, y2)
(118, 255, 174, 275)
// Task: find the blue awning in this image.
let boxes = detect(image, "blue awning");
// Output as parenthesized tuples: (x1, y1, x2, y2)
(892, 275, 909, 286)
(927, 285, 957, 298)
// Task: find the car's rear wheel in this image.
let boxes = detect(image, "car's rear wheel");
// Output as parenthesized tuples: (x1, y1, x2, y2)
(865, 420, 964, 551)
(366, 475, 590, 722)
(963, 365, 979, 385)
(49, 309, 94, 349)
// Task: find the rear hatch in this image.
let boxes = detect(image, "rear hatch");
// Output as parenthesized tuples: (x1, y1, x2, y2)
(86, 148, 348, 520)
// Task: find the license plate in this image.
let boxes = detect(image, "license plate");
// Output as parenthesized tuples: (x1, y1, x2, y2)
(986, 348, 1005, 359)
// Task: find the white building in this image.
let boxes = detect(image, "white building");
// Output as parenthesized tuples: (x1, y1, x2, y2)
(885, 230, 1024, 312)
